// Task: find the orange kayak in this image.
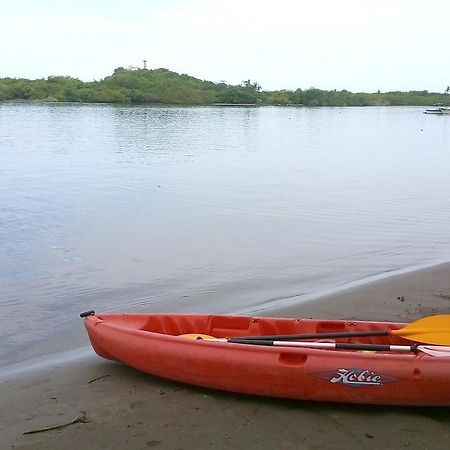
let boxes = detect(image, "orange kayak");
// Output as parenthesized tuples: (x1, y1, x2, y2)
(81, 312, 450, 406)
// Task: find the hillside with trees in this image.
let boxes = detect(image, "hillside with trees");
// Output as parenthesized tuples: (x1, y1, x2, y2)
(1, 67, 449, 107)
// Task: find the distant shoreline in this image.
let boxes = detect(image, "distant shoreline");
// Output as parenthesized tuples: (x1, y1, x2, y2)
(2, 67, 450, 106)
(1, 100, 448, 110)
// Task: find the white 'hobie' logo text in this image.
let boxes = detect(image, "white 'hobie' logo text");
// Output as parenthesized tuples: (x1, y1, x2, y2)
(317, 368, 399, 387)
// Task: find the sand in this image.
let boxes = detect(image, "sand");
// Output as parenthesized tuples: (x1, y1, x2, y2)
(1, 262, 450, 449)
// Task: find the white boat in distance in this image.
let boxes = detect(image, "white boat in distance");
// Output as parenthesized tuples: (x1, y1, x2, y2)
(424, 104, 450, 115)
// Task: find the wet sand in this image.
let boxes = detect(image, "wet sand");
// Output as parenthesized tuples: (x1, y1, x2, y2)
(1, 262, 450, 449)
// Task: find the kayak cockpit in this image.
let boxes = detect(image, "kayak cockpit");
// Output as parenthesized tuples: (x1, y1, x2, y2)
(96, 313, 409, 345)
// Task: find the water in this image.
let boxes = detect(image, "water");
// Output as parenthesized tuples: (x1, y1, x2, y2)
(1, 103, 450, 367)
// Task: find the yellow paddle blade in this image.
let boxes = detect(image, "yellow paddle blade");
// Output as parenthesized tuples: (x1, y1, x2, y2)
(392, 315, 450, 345)
(179, 333, 217, 340)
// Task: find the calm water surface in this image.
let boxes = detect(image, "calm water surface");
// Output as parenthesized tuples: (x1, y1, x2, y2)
(1, 103, 450, 366)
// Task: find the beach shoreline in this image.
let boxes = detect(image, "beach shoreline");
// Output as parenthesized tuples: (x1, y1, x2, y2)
(1, 262, 450, 449)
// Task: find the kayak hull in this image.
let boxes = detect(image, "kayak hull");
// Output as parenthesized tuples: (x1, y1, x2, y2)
(83, 313, 450, 406)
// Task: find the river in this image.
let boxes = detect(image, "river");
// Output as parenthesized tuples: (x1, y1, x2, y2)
(1, 102, 450, 367)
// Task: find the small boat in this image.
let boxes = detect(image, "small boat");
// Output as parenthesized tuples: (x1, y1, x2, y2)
(424, 104, 450, 115)
(81, 312, 450, 406)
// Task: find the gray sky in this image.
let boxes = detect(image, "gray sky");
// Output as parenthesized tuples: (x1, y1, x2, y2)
(2, 0, 449, 92)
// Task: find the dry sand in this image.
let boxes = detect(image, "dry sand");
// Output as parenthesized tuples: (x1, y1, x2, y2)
(1, 262, 450, 449)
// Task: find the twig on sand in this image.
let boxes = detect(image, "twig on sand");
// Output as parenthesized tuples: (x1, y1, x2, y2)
(23, 411, 90, 435)
(87, 374, 110, 384)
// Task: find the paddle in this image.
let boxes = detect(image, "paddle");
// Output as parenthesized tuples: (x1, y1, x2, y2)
(180, 335, 450, 357)
(231, 340, 450, 357)
(230, 315, 450, 346)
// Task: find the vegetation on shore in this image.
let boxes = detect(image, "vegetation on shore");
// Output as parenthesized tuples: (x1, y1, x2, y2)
(1, 67, 449, 106)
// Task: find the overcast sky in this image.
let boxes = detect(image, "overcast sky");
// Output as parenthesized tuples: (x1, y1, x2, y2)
(2, 0, 449, 92)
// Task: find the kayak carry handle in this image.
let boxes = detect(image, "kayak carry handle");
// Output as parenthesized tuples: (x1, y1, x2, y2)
(80, 310, 95, 318)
